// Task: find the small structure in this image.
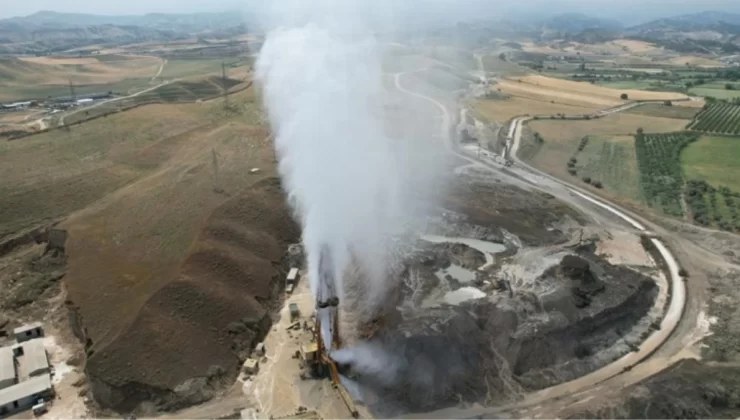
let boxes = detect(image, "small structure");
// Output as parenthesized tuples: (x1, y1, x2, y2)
(286, 284, 295, 295)
(32, 400, 48, 416)
(0, 102, 31, 111)
(0, 375, 53, 416)
(300, 342, 318, 365)
(286, 268, 300, 286)
(289, 303, 300, 322)
(255, 343, 266, 357)
(242, 358, 259, 375)
(0, 347, 16, 390)
(14, 323, 43, 343)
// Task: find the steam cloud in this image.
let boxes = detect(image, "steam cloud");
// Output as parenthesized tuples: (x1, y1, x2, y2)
(256, 1, 447, 310)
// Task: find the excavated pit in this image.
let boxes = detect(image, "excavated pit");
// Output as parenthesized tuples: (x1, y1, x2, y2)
(340, 212, 660, 418)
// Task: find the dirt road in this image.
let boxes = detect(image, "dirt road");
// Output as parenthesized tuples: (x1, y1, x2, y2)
(393, 70, 693, 418)
(152, 58, 167, 81)
(59, 80, 173, 125)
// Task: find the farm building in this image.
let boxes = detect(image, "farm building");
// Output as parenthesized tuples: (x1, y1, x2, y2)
(0, 347, 16, 390)
(14, 339, 50, 378)
(47, 92, 112, 105)
(0, 336, 53, 416)
(0, 375, 53, 416)
(14, 323, 43, 343)
(0, 102, 32, 111)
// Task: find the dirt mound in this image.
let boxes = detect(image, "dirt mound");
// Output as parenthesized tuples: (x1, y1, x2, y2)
(85, 178, 299, 413)
(444, 180, 581, 245)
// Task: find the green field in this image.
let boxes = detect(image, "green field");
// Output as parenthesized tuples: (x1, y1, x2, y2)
(681, 136, 740, 193)
(481, 55, 529, 75)
(689, 87, 740, 100)
(571, 135, 644, 203)
(158, 58, 248, 79)
(0, 78, 153, 102)
(626, 103, 700, 120)
(635, 132, 700, 217)
(688, 103, 740, 134)
(598, 80, 656, 90)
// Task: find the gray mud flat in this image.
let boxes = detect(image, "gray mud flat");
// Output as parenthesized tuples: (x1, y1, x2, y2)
(345, 238, 658, 418)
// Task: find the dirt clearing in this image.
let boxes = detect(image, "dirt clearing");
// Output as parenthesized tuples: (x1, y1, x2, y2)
(473, 97, 600, 122)
(501, 75, 689, 106)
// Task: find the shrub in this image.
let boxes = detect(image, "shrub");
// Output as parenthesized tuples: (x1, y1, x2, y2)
(664, 100, 673, 106)
(593, 180, 603, 188)
(582, 176, 592, 184)
(620, 93, 629, 100)
(567, 168, 577, 176)
(678, 268, 688, 277)
(637, 127, 644, 134)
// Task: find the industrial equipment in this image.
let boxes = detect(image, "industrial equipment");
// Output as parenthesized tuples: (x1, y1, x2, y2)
(298, 244, 359, 418)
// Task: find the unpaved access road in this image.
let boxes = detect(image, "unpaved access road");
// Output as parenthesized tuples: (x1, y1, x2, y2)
(59, 80, 174, 125)
(394, 70, 696, 418)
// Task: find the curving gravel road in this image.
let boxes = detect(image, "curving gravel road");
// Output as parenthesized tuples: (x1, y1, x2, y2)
(394, 70, 687, 418)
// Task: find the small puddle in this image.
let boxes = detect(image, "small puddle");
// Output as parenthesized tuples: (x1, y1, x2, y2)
(421, 235, 507, 270)
(444, 287, 486, 305)
(435, 264, 477, 284)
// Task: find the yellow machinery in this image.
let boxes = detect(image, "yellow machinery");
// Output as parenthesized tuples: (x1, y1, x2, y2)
(298, 244, 359, 418)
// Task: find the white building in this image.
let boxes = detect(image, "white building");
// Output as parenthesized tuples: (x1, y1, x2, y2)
(0, 328, 53, 416)
(14, 323, 43, 343)
(0, 375, 52, 416)
(0, 347, 16, 390)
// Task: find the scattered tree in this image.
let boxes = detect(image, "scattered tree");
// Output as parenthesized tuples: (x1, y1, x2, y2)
(726, 83, 735, 90)
(582, 176, 592, 184)
(663, 100, 673, 106)
(620, 93, 629, 100)
(637, 127, 644, 135)
(567, 168, 577, 176)
(592, 180, 603, 188)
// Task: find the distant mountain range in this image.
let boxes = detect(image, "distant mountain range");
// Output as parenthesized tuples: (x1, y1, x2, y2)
(1, 10, 246, 33)
(529, 11, 740, 51)
(0, 10, 251, 54)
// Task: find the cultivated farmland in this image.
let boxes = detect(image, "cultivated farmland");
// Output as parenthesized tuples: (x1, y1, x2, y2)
(684, 180, 740, 230)
(634, 132, 700, 217)
(681, 135, 740, 194)
(688, 103, 740, 134)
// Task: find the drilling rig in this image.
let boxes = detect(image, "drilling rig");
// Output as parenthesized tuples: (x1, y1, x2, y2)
(300, 244, 359, 418)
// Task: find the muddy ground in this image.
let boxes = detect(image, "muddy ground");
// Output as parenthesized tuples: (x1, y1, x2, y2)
(335, 179, 662, 418)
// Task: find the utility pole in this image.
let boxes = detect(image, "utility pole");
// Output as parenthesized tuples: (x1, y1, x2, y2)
(221, 62, 228, 107)
(69, 79, 76, 102)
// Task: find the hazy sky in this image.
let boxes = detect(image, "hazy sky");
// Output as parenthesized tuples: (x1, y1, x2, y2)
(2, 0, 740, 22)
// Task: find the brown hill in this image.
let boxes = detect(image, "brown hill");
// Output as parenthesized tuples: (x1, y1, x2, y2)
(84, 177, 299, 413)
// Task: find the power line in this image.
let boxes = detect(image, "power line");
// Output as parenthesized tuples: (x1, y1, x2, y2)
(69, 79, 76, 102)
(222, 62, 228, 107)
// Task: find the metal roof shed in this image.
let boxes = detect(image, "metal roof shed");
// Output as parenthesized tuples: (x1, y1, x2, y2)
(18, 340, 49, 378)
(0, 347, 16, 390)
(0, 375, 52, 408)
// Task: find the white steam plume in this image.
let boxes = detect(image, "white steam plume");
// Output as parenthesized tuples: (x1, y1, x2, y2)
(256, 2, 447, 313)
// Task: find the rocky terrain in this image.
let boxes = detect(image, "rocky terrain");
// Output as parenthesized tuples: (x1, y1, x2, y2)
(566, 359, 740, 419)
(335, 180, 661, 418)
